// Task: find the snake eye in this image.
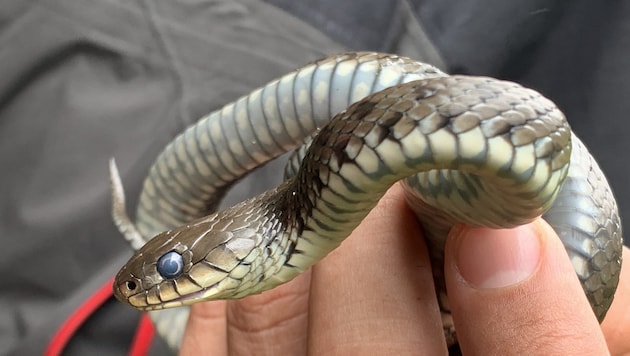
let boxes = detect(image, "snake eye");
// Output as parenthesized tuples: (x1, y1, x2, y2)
(157, 251, 184, 279)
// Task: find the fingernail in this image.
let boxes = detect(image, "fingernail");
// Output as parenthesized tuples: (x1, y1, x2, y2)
(453, 224, 541, 289)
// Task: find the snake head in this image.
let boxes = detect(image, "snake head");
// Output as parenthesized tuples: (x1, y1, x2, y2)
(113, 212, 267, 311)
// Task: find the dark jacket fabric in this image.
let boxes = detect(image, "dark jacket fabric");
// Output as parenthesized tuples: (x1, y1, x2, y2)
(1, 1, 628, 354)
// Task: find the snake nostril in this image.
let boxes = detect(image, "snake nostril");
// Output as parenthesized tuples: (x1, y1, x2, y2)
(126, 280, 137, 291)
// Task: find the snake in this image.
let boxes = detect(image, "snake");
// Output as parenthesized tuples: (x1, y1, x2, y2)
(109, 52, 623, 349)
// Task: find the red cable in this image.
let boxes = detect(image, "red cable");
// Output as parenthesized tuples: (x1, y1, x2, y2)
(128, 313, 155, 356)
(44, 277, 116, 356)
(44, 277, 155, 356)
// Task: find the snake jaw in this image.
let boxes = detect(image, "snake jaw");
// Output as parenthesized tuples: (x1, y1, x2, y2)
(128, 277, 241, 311)
(121, 286, 209, 311)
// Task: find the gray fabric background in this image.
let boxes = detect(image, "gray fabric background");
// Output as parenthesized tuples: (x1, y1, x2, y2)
(1, 0, 628, 354)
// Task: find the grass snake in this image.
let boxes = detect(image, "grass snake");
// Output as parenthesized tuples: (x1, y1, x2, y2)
(109, 52, 623, 349)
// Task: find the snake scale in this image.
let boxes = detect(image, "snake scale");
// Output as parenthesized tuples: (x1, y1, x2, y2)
(109, 52, 623, 349)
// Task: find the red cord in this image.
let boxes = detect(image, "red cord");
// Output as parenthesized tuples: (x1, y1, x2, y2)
(44, 277, 116, 356)
(128, 313, 155, 356)
(44, 277, 155, 356)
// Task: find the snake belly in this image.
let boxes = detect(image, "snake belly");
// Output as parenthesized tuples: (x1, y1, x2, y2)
(110, 52, 623, 349)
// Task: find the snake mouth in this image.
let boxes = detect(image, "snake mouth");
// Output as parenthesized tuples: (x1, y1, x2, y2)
(136, 272, 250, 310)
(140, 287, 214, 311)
(113, 277, 219, 311)
(133, 277, 240, 311)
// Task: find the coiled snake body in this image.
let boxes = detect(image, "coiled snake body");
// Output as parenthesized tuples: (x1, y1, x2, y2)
(110, 52, 623, 349)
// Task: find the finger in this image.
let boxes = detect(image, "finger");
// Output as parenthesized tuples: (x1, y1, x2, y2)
(602, 246, 630, 355)
(445, 218, 608, 354)
(179, 258, 311, 356)
(308, 184, 446, 355)
(225, 270, 311, 355)
(180, 301, 228, 355)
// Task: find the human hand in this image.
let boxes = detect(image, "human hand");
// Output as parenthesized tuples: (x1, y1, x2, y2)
(180, 184, 630, 355)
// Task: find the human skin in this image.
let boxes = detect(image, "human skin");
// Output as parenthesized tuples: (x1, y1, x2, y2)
(180, 184, 630, 355)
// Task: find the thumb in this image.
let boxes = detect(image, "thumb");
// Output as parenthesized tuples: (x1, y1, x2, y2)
(444, 218, 609, 354)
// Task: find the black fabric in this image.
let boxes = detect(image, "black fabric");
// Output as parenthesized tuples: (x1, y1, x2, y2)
(265, 0, 401, 51)
(1, 0, 628, 354)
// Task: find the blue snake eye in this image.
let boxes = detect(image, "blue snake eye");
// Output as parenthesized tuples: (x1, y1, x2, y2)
(157, 251, 184, 279)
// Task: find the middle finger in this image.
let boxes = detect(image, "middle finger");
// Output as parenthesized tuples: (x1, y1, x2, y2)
(308, 184, 446, 355)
